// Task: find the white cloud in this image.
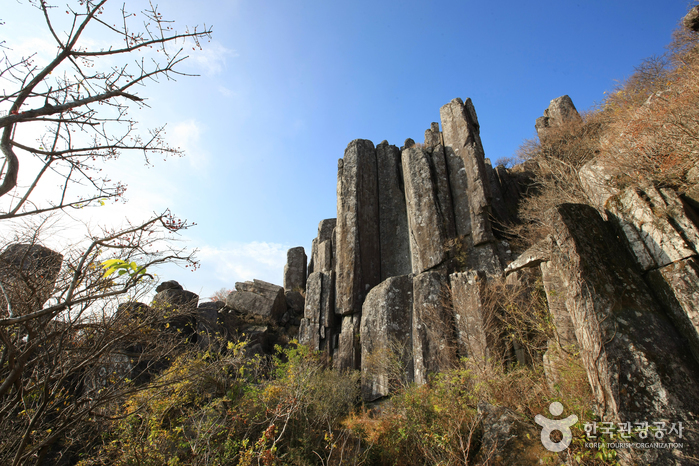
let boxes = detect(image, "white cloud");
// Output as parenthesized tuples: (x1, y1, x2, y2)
(169, 119, 209, 170)
(217, 85, 235, 97)
(190, 41, 237, 76)
(197, 241, 289, 289)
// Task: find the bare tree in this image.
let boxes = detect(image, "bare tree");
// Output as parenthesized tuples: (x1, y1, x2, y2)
(0, 1, 212, 463)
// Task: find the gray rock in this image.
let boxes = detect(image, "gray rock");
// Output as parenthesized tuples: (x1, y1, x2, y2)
(428, 145, 457, 239)
(152, 288, 199, 338)
(412, 270, 454, 386)
(376, 141, 412, 280)
(283, 246, 307, 292)
(284, 290, 305, 313)
(402, 147, 447, 273)
(335, 313, 361, 371)
(475, 403, 554, 465)
(440, 98, 494, 245)
(317, 218, 337, 243)
(155, 280, 183, 293)
(607, 186, 699, 270)
(684, 5, 699, 31)
(196, 301, 225, 348)
(424, 122, 442, 148)
(450, 271, 504, 368)
(335, 140, 381, 316)
(646, 257, 699, 364)
(539, 261, 577, 348)
(226, 279, 286, 321)
(0, 243, 63, 316)
(360, 275, 414, 401)
(534, 95, 582, 140)
(316, 240, 333, 273)
(545, 204, 699, 462)
(439, 104, 472, 238)
(403, 138, 415, 149)
(504, 237, 552, 275)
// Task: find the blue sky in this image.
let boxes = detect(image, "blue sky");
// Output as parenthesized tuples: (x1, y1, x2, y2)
(1, 0, 693, 300)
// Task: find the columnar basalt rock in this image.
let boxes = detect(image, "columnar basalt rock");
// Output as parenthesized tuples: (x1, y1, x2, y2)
(360, 275, 414, 401)
(427, 144, 457, 239)
(335, 140, 381, 317)
(440, 97, 494, 246)
(439, 103, 472, 238)
(283, 247, 307, 292)
(334, 140, 381, 370)
(546, 204, 699, 460)
(534, 95, 582, 140)
(412, 270, 454, 386)
(308, 218, 336, 275)
(376, 141, 411, 280)
(450, 271, 504, 369)
(424, 122, 442, 148)
(402, 146, 448, 273)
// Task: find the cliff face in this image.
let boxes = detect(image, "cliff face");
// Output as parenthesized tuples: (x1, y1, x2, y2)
(297, 95, 699, 463)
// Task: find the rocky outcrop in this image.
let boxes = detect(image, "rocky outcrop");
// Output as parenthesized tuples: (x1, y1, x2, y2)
(360, 275, 413, 401)
(283, 247, 307, 292)
(534, 95, 581, 140)
(226, 279, 287, 321)
(684, 5, 699, 31)
(546, 204, 699, 459)
(298, 271, 335, 352)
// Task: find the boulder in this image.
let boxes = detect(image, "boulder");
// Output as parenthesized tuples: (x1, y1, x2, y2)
(335, 140, 381, 317)
(155, 280, 183, 293)
(360, 275, 414, 401)
(152, 287, 199, 338)
(226, 279, 286, 321)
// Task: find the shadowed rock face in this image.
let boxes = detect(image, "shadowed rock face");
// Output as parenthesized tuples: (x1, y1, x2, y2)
(0, 243, 63, 316)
